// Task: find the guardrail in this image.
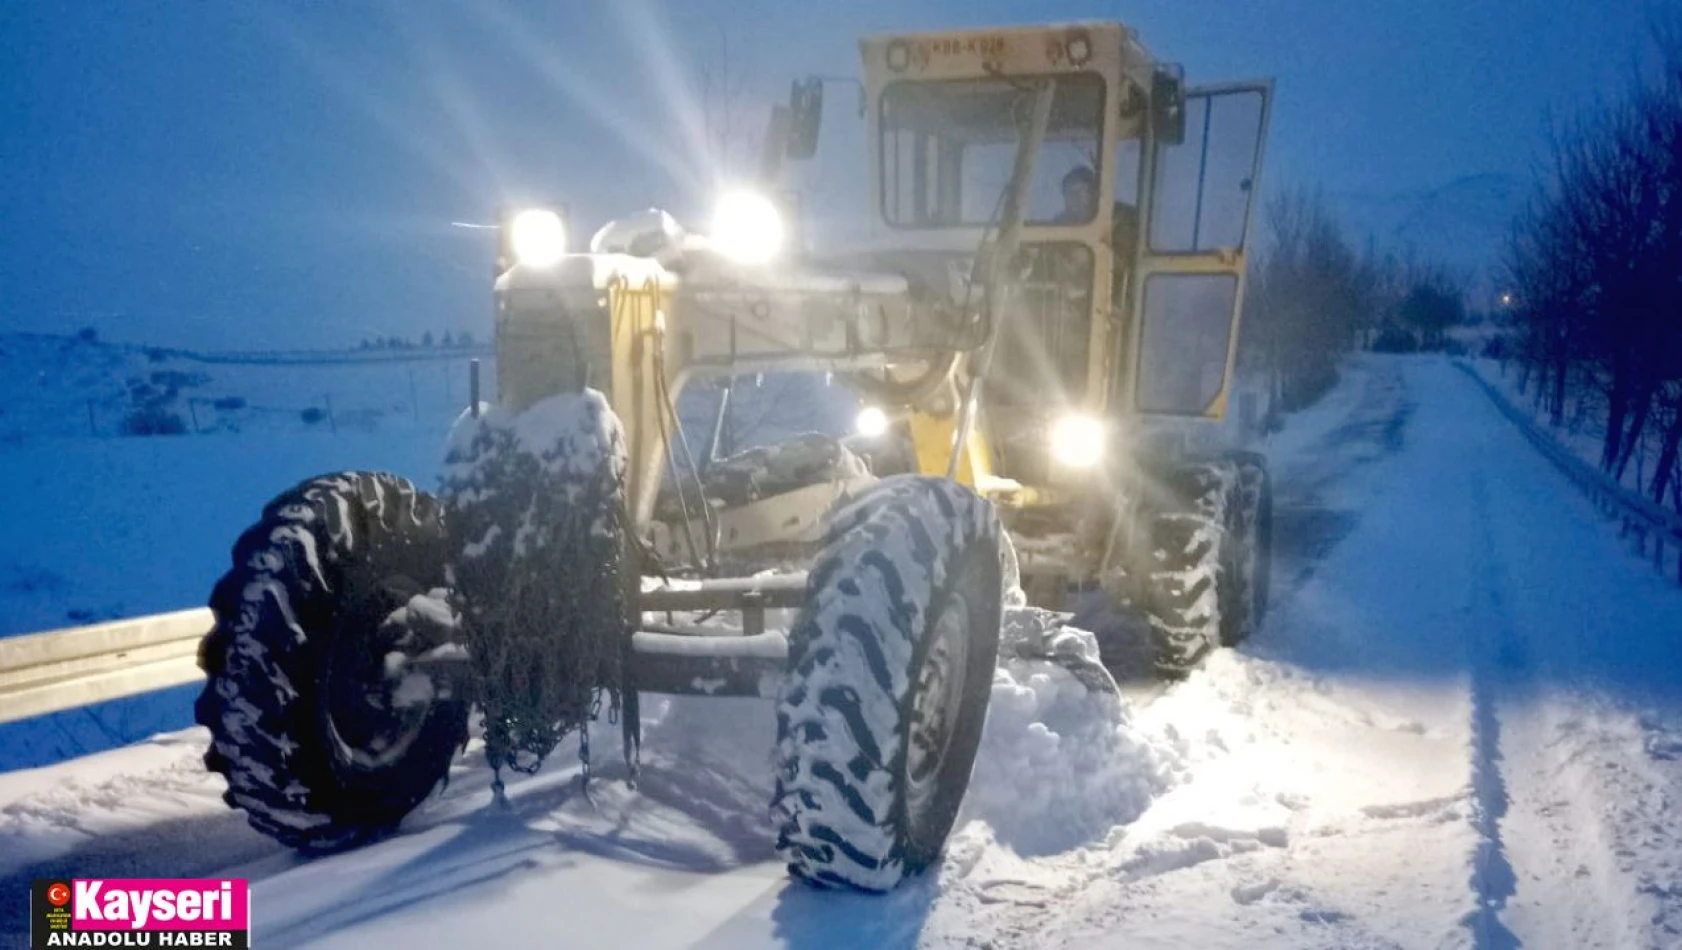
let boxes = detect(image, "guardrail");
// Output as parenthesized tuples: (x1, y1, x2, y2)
(1456, 360, 1682, 585)
(0, 609, 210, 725)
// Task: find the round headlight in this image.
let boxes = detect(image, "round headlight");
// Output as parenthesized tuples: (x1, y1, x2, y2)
(1050, 414, 1105, 468)
(855, 406, 889, 439)
(510, 209, 567, 268)
(711, 190, 784, 265)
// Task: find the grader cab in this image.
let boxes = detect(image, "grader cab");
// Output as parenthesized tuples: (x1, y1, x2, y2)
(193, 22, 1274, 893)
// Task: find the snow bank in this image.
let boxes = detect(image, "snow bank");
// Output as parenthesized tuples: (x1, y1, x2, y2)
(562, 605, 1179, 869)
(963, 608, 1177, 857)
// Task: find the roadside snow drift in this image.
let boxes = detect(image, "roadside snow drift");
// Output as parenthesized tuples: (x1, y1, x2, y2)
(967, 608, 1174, 856)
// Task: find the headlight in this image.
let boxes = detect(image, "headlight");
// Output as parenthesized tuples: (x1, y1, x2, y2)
(509, 209, 567, 267)
(711, 190, 784, 265)
(855, 406, 889, 439)
(1050, 414, 1105, 468)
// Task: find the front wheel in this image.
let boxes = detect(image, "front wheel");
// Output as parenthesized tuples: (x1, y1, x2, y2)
(774, 477, 1003, 891)
(196, 472, 469, 852)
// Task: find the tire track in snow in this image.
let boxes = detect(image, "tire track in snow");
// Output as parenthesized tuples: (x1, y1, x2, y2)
(1270, 361, 1413, 595)
(1504, 697, 1665, 949)
(1451, 359, 1673, 948)
(1465, 475, 1524, 949)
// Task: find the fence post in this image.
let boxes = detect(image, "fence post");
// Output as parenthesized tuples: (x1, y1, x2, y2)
(469, 359, 481, 417)
(324, 395, 336, 434)
(186, 399, 200, 434)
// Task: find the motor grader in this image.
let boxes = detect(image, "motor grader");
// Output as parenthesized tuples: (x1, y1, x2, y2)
(194, 21, 1274, 892)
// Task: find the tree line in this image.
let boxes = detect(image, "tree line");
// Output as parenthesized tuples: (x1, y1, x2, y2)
(1502, 26, 1682, 510)
(359, 330, 478, 351)
(1242, 188, 1468, 412)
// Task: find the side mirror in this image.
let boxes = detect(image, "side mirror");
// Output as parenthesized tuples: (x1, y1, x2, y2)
(786, 78, 823, 160)
(1151, 68, 1186, 146)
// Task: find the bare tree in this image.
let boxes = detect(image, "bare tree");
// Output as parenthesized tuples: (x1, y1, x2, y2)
(1504, 22, 1682, 509)
(1244, 187, 1378, 409)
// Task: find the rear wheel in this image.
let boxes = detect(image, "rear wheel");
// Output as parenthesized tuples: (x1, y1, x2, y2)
(196, 472, 469, 852)
(1144, 463, 1228, 677)
(774, 476, 1003, 891)
(1218, 452, 1272, 646)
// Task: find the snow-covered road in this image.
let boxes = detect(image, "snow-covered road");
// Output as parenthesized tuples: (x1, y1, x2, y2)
(4, 356, 1682, 949)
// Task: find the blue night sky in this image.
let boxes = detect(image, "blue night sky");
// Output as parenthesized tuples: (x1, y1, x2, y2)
(0, 0, 1658, 350)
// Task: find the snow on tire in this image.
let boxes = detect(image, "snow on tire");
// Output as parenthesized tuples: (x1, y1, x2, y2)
(196, 472, 469, 853)
(1218, 451, 1272, 646)
(1144, 464, 1229, 677)
(774, 476, 1003, 891)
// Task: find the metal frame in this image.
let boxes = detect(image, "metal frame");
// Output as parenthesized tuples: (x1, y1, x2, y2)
(0, 575, 824, 727)
(1124, 79, 1275, 420)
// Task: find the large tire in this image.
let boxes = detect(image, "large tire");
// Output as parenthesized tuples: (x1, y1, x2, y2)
(441, 393, 630, 775)
(1218, 452, 1273, 646)
(774, 476, 1003, 891)
(196, 472, 469, 852)
(1143, 463, 1229, 677)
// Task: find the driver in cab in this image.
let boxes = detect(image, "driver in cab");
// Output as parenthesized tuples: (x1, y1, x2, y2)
(1055, 166, 1140, 287)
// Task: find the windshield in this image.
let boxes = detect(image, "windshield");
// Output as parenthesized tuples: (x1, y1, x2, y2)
(879, 74, 1105, 228)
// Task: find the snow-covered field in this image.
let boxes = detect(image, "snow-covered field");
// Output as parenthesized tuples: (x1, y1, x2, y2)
(4, 355, 1682, 948)
(0, 339, 478, 769)
(0, 332, 491, 641)
(0, 333, 487, 442)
